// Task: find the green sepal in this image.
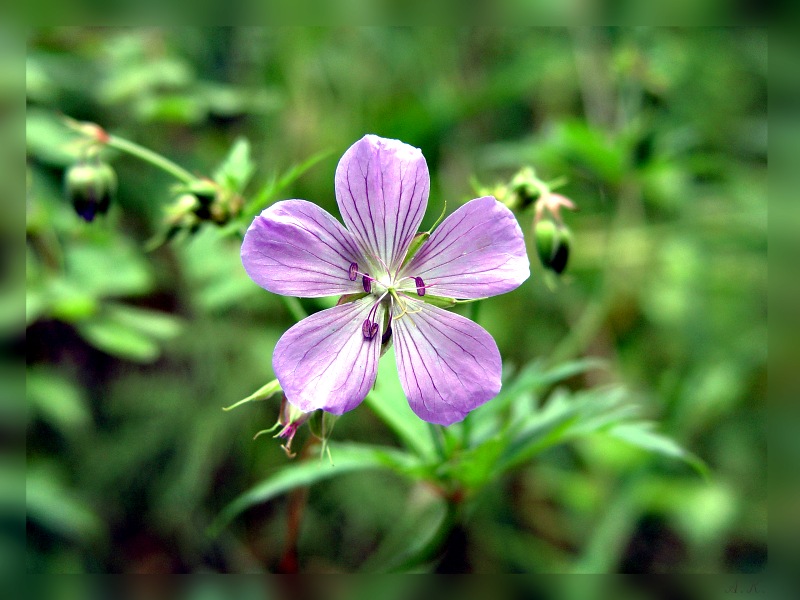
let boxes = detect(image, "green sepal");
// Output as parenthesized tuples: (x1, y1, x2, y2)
(309, 411, 339, 464)
(400, 201, 447, 269)
(178, 179, 217, 195)
(223, 378, 282, 411)
(550, 227, 571, 275)
(534, 220, 557, 265)
(65, 161, 117, 221)
(401, 231, 430, 269)
(428, 199, 448, 231)
(534, 220, 572, 275)
(421, 295, 456, 308)
(336, 292, 369, 305)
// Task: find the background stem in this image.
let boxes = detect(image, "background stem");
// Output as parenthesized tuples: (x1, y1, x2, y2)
(106, 135, 197, 184)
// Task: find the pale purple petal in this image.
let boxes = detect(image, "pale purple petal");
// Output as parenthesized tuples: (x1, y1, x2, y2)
(391, 299, 501, 425)
(401, 196, 530, 299)
(242, 200, 366, 298)
(334, 135, 429, 273)
(273, 297, 384, 414)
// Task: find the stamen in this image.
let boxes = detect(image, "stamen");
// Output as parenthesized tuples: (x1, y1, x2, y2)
(362, 319, 378, 339)
(390, 290, 424, 321)
(362, 273, 372, 293)
(414, 276, 426, 297)
(361, 291, 389, 341)
(348, 262, 358, 281)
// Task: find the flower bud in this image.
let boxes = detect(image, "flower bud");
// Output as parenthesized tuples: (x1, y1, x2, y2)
(275, 395, 313, 457)
(65, 162, 117, 222)
(534, 220, 571, 275)
(509, 167, 540, 210)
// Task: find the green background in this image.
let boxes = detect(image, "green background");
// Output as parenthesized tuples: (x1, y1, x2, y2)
(26, 27, 766, 574)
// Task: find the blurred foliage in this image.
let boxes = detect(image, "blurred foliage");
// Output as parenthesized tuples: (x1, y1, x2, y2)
(26, 27, 766, 574)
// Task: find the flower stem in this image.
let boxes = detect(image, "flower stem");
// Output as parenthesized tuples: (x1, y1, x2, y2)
(281, 295, 308, 323)
(428, 423, 447, 460)
(104, 134, 197, 185)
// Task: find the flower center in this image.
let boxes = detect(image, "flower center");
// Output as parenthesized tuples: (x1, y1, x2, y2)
(347, 259, 427, 341)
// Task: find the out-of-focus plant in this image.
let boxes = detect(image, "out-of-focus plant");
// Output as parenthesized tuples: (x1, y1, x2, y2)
(477, 166, 578, 279)
(25, 27, 766, 575)
(54, 122, 704, 570)
(205, 137, 705, 572)
(43, 121, 704, 573)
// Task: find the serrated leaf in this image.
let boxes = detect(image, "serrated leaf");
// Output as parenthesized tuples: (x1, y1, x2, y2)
(209, 443, 423, 536)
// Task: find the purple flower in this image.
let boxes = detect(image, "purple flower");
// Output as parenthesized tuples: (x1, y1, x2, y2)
(242, 135, 529, 425)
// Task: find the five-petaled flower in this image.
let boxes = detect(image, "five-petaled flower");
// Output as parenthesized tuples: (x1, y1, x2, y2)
(242, 135, 529, 425)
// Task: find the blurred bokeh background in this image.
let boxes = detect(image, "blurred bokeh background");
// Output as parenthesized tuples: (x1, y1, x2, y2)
(25, 27, 766, 574)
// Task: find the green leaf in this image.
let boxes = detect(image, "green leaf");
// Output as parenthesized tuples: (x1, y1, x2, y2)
(469, 358, 606, 445)
(241, 149, 332, 221)
(209, 443, 422, 537)
(47, 282, 98, 322)
(26, 462, 105, 541)
(103, 303, 183, 341)
(493, 385, 633, 475)
(495, 393, 583, 473)
(76, 317, 160, 362)
(359, 493, 452, 573)
(608, 422, 709, 479)
(26, 368, 91, 432)
(555, 120, 626, 184)
(73, 304, 181, 363)
(26, 108, 84, 166)
(366, 347, 436, 460)
(66, 242, 153, 299)
(445, 435, 506, 489)
(223, 379, 282, 411)
(213, 137, 254, 193)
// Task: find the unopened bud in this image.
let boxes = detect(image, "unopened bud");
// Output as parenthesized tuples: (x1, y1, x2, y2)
(275, 395, 313, 457)
(65, 162, 117, 222)
(509, 167, 540, 210)
(535, 220, 572, 275)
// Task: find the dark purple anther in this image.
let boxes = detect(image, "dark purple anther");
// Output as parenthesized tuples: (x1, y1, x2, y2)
(362, 319, 378, 340)
(414, 276, 426, 297)
(362, 274, 372, 293)
(380, 313, 393, 345)
(348, 262, 358, 281)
